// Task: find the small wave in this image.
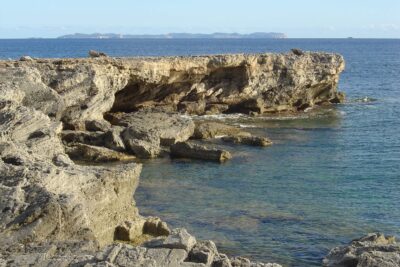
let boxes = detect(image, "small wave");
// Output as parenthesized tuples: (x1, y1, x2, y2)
(236, 124, 258, 128)
(352, 97, 378, 103)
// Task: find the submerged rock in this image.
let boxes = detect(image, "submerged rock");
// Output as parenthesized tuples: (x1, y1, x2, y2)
(222, 134, 273, 147)
(323, 233, 400, 267)
(170, 141, 232, 162)
(192, 121, 244, 139)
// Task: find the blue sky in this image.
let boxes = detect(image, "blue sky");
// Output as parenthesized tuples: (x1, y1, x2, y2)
(1, 0, 399, 38)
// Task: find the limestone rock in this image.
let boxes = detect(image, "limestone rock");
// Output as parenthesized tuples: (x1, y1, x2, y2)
(116, 111, 195, 146)
(61, 130, 105, 147)
(170, 142, 232, 162)
(144, 228, 197, 252)
(222, 135, 273, 147)
(89, 50, 108, 58)
(205, 104, 230, 114)
(189, 240, 218, 265)
(0, 52, 344, 267)
(118, 111, 195, 158)
(143, 217, 171, 236)
(1, 52, 344, 127)
(65, 143, 136, 162)
(114, 219, 145, 242)
(178, 101, 206, 115)
(213, 253, 232, 267)
(192, 122, 244, 139)
(19, 56, 34, 62)
(323, 233, 400, 267)
(0, 99, 143, 249)
(85, 119, 112, 132)
(122, 128, 161, 159)
(103, 127, 127, 152)
(291, 48, 304, 56)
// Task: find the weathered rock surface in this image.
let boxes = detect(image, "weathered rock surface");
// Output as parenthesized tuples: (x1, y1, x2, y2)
(323, 233, 400, 267)
(0, 99, 142, 250)
(65, 143, 136, 162)
(170, 142, 232, 162)
(192, 121, 245, 139)
(115, 111, 195, 158)
(0, 228, 282, 267)
(0, 52, 344, 128)
(0, 52, 345, 267)
(222, 134, 273, 147)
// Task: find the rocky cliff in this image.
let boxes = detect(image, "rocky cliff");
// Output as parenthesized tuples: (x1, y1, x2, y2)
(0, 52, 345, 266)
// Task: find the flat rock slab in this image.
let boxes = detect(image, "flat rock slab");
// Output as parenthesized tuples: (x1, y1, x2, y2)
(222, 135, 272, 147)
(170, 142, 232, 162)
(192, 121, 245, 139)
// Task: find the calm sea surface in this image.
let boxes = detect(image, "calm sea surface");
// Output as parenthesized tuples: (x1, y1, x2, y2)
(1, 39, 399, 267)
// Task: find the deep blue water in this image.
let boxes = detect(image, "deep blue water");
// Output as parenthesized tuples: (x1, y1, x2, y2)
(1, 39, 399, 267)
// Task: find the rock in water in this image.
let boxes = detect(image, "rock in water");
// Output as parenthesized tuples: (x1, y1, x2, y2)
(170, 142, 232, 162)
(88, 50, 108, 58)
(291, 48, 304, 56)
(222, 134, 273, 147)
(323, 233, 400, 267)
(192, 121, 245, 139)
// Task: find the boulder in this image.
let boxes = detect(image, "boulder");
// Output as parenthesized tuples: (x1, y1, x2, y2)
(291, 48, 304, 56)
(170, 142, 232, 162)
(116, 111, 195, 158)
(115, 111, 195, 146)
(19, 56, 34, 61)
(212, 253, 232, 267)
(189, 240, 218, 265)
(114, 219, 145, 242)
(144, 228, 197, 252)
(121, 128, 161, 158)
(85, 120, 112, 132)
(143, 217, 171, 236)
(88, 50, 108, 58)
(323, 233, 400, 267)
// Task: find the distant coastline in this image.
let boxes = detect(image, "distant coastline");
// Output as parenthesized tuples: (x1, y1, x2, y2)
(58, 32, 287, 39)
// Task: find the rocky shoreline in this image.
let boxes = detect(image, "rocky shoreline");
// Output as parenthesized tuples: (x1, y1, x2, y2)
(1, 52, 396, 266)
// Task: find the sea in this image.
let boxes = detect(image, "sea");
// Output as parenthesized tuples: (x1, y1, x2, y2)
(1, 38, 399, 267)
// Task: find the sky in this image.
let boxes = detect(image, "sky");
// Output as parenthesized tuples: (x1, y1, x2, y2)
(0, 0, 400, 38)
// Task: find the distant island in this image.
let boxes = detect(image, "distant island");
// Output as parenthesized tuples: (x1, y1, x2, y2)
(58, 32, 287, 39)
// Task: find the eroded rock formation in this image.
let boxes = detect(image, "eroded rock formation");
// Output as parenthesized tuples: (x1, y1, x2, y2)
(0, 52, 346, 266)
(323, 233, 400, 267)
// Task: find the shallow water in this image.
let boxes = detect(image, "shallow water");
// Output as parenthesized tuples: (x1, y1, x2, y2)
(1, 38, 399, 266)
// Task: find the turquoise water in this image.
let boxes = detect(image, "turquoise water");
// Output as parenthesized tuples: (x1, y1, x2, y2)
(1, 39, 399, 266)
